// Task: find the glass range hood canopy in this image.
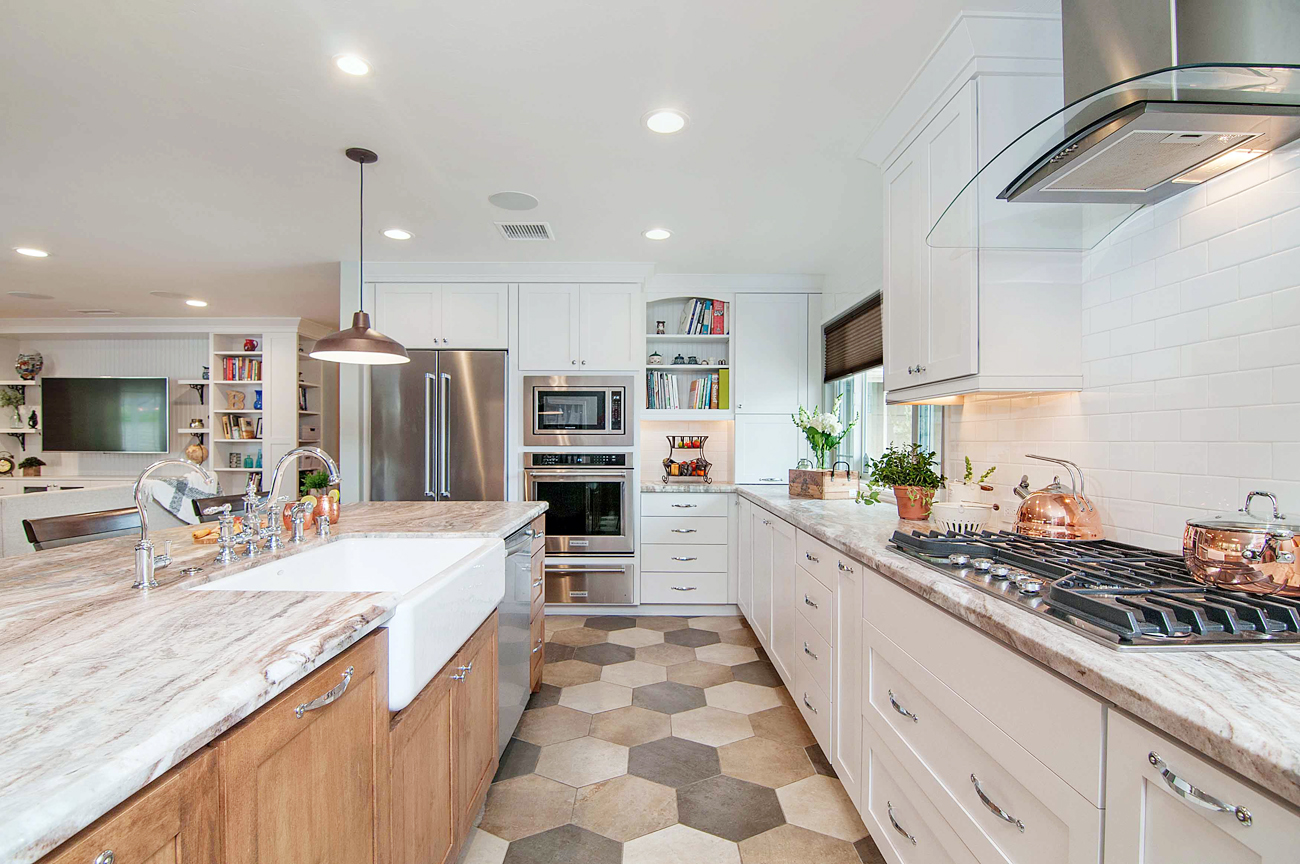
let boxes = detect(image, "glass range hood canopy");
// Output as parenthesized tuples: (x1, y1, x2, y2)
(928, 65, 1300, 252)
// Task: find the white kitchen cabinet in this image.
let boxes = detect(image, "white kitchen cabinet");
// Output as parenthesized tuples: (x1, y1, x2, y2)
(518, 283, 641, 371)
(1105, 712, 1300, 864)
(832, 551, 863, 809)
(734, 415, 801, 484)
(769, 516, 797, 685)
(578, 284, 641, 370)
(374, 284, 442, 350)
(372, 283, 509, 350)
(733, 293, 808, 414)
(518, 284, 581, 369)
(737, 497, 753, 617)
(749, 507, 774, 649)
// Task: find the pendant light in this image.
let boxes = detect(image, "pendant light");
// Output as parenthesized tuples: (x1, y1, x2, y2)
(310, 148, 410, 365)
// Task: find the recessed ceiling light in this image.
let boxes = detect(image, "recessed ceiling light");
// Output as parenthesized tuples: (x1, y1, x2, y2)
(186, 299, 208, 307)
(643, 228, 672, 241)
(643, 110, 688, 134)
(334, 54, 372, 76)
(7, 291, 53, 299)
(488, 191, 539, 211)
(14, 247, 49, 258)
(150, 291, 188, 299)
(383, 228, 412, 240)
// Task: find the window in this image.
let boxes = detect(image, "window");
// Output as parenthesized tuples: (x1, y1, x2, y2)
(823, 367, 942, 478)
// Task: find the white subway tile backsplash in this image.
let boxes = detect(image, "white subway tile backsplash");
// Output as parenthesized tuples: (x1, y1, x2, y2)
(1084, 356, 1131, 388)
(1109, 260, 1155, 299)
(1179, 268, 1238, 311)
(1131, 284, 1180, 322)
(1086, 239, 1132, 280)
(1271, 206, 1300, 252)
(1110, 442, 1155, 472)
(1153, 442, 1208, 475)
(1275, 286, 1300, 326)
(1179, 407, 1240, 442)
(1151, 182, 1206, 226)
(1239, 325, 1300, 370)
(1207, 221, 1271, 271)
(1205, 154, 1272, 204)
(1179, 474, 1241, 510)
(1180, 196, 1239, 245)
(1153, 376, 1209, 410)
(1154, 309, 1208, 347)
(1179, 336, 1238, 377)
(1155, 244, 1207, 286)
(1208, 443, 1272, 479)
(1130, 347, 1181, 382)
(1081, 331, 1110, 361)
(1205, 295, 1272, 339)
(1131, 410, 1180, 441)
(1088, 297, 1132, 333)
(1238, 246, 1300, 297)
(1130, 472, 1181, 505)
(1107, 322, 1154, 356)
(1130, 220, 1181, 265)
(1205, 369, 1272, 408)
(1239, 404, 1300, 442)
(1081, 276, 1110, 309)
(1275, 365, 1300, 403)
(1273, 443, 1300, 481)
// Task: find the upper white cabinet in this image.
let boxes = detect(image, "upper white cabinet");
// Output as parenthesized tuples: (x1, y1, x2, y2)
(373, 283, 509, 350)
(734, 293, 808, 413)
(518, 283, 640, 371)
(734, 415, 801, 485)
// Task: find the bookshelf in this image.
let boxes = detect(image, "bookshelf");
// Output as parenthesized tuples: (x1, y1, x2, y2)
(644, 294, 733, 418)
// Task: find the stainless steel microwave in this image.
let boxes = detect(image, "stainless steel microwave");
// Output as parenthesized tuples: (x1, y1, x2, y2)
(523, 376, 633, 447)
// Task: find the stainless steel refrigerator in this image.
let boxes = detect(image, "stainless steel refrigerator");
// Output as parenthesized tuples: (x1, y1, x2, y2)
(369, 350, 507, 501)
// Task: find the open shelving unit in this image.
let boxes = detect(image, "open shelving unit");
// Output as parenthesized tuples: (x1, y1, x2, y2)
(644, 295, 733, 418)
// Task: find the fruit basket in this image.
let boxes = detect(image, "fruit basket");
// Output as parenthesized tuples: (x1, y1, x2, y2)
(662, 435, 713, 483)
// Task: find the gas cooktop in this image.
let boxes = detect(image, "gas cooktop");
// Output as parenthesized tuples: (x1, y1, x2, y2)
(890, 530, 1300, 651)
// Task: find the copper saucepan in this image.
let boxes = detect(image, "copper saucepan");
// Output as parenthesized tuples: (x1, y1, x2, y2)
(1183, 491, 1300, 596)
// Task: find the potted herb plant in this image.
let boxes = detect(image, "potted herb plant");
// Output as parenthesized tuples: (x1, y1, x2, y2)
(0, 388, 24, 428)
(19, 456, 45, 477)
(865, 443, 945, 520)
(789, 395, 859, 498)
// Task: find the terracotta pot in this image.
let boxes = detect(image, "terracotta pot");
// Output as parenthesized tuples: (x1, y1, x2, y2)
(21, 466, 41, 477)
(893, 485, 936, 520)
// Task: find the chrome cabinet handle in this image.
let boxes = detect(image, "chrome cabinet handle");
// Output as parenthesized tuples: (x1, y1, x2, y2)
(671, 528, 698, 533)
(759, 477, 781, 482)
(970, 774, 1024, 832)
(94, 853, 114, 864)
(838, 560, 854, 573)
(671, 503, 698, 509)
(803, 641, 819, 660)
(802, 694, 818, 714)
(1148, 752, 1252, 826)
(888, 689, 918, 723)
(671, 556, 698, 561)
(803, 594, 819, 609)
(532, 644, 542, 654)
(805, 552, 820, 563)
(571, 359, 577, 365)
(762, 519, 772, 525)
(295, 666, 353, 718)
(887, 802, 916, 846)
(671, 585, 697, 591)
(532, 578, 544, 588)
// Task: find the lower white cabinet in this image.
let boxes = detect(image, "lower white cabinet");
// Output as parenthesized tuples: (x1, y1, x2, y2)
(1104, 712, 1300, 863)
(737, 497, 753, 616)
(768, 516, 797, 684)
(832, 551, 863, 808)
(749, 507, 774, 647)
(640, 492, 733, 606)
(735, 415, 801, 484)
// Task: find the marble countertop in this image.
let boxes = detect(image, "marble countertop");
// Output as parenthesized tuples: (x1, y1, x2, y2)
(737, 486, 1300, 810)
(0, 500, 546, 864)
(641, 482, 739, 493)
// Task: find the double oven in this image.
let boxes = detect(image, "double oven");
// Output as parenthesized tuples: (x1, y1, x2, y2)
(522, 376, 635, 604)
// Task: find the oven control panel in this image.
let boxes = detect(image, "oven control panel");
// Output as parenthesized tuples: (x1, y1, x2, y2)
(610, 390, 623, 430)
(530, 452, 628, 467)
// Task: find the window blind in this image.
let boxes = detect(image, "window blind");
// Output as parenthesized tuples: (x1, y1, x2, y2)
(823, 293, 882, 382)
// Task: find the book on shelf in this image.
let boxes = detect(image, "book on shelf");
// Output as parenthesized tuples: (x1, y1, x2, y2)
(222, 357, 262, 381)
(674, 298, 730, 335)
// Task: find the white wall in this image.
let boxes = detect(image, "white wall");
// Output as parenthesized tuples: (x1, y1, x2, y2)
(945, 141, 1300, 550)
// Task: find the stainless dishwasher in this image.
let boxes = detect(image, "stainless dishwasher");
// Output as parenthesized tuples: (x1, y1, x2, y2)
(497, 525, 534, 755)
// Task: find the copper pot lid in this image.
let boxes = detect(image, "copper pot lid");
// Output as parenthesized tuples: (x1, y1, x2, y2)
(1186, 491, 1299, 534)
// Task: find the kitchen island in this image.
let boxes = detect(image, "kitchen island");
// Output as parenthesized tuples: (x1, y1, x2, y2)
(0, 500, 545, 864)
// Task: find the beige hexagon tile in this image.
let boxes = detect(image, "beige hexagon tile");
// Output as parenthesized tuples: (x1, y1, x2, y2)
(667, 659, 735, 689)
(478, 774, 575, 840)
(535, 736, 630, 788)
(719, 627, 761, 648)
(544, 615, 587, 634)
(623, 823, 741, 864)
(775, 774, 869, 842)
(607, 627, 666, 648)
(541, 659, 602, 687)
(513, 705, 592, 746)
(572, 774, 677, 842)
(635, 642, 697, 667)
(550, 626, 610, 647)
(671, 705, 754, 747)
(601, 659, 668, 689)
(589, 705, 672, 747)
(461, 828, 509, 864)
(695, 642, 760, 666)
(633, 616, 691, 632)
(688, 616, 747, 632)
(558, 680, 634, 714)
(704, 680, 785, 714)
(738, 824, 862, 864)
(717, 736, 815, 788)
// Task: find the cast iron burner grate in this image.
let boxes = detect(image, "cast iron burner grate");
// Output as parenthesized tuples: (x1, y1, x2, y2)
(889, 529, 1300, 650)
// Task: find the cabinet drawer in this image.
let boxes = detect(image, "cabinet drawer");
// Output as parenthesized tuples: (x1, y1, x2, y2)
(530, 551, 544, 604)
(794, 611, 832, 696)
(865, 571, 1104, 805)
(793, 661, 831, 754)
(530, 515, 546, 554)
(864, 623, 1101, 864)
(530, 613, 545, 658)
(641, 571, 729, 604)
(796, 530, 837, 589)
(641, 516, 729, 545)
(795, 565, 833, 642)
(642, 544, 729, 572)
(642, 493, 730, 517)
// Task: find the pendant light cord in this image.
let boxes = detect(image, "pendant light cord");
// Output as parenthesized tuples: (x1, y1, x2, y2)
(358, 157, 365, 312)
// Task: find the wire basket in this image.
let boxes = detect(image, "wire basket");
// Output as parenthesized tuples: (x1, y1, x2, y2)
(663, 435, 713, 483)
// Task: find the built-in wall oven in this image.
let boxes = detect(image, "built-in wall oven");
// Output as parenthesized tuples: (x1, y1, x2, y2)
(523, 376, 632, 447)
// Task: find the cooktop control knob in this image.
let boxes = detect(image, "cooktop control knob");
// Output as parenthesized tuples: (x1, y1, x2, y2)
(948, 553, 970, 566)
(971, 558, 994, 571)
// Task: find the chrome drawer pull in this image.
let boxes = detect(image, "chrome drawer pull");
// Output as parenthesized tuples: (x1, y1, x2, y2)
(671, 556, 698, 561)
(805, 552, 819, 563)
(452, 660, 474, 681)
(970, 774, 1025, 833)
(803, 641, 819, 660)
(295, 666, 353, 718)
(888, 689, 918, 723)
(838, 560, 854, 573)
(886, 802, 916, 846)
(532, 644, 542, 654)
(94, 853, 115, 864)
(803, 594, 819, 609)
(762, 519, 772, 526)
(671, 585, 697, 591)
(671, 528, 698, 533)
(1148, 752, 1252, 826)
(533, 578, 544, 588)
(802, 694, 818, 714)
(671, 503, 697, 508)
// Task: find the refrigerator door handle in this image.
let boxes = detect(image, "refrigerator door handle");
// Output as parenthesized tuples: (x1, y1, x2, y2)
(424, 373, 436, 497)
(439, 372, 451, 498)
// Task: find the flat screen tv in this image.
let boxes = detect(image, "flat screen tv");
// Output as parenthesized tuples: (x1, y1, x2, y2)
(41, 377, 169, 453)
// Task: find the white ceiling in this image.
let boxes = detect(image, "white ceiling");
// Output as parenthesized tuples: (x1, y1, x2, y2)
(0, 1, 1055, 323)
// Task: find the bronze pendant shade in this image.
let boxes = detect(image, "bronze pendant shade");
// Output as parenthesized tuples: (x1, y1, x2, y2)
(311, 148, 410, 365)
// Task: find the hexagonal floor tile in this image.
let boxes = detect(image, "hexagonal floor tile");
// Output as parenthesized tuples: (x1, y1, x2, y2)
(479, 774, 576, 841)
(676, 774, 784, 842)
(607, 627, 666, 648)
(514, 705, 592, 746)
(572, 774, 677, 842)
(589, 705, 672, 747)
(601, 660, 667, 689)
(667, 659, 735, 689)
(718, 627, 761, 648)
(694, 643, 760, 666)
(502, 824, 622, 864)
(558, 680, 634, 714)
(704, 680, 785, 715)
(526, 683, 562, 710)
(807, 742, 837, 777)
(730, 659, 782, 687)
(717, 736, 814, 788)
(573, 642, 637, 667)
(494, 737, 541, 782)
(584, 615, 638, 631)
(738, 824, 862, 864)
(633, 615, 691, 631)
(671, 706, 753, 747)
(635, 642, 697, 667)
(664, 627, 722, 648)
(544, 615, 587, 634)
(749, 706, 817, 748)
(775, 774, 868, 842)
(628, 736, 721, 789)
(535, 736, 629, 788)
(462, 828, 509, 864)
(541, 659, 602, 688)
(543, 642, 576, 664)
(632, 680, 707, 715)
(550, 626, 610, 647)
(856, 836, 889, 863)
(688, 616, 747, 632)
(623, 823, 741, 864)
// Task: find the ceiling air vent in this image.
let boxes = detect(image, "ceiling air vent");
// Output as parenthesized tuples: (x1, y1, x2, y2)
(495, 221, 554, 241)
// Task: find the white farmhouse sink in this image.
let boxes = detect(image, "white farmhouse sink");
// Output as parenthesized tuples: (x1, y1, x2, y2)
(194, 537, 505, 710)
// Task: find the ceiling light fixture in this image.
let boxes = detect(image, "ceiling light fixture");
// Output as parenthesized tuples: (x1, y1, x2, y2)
(14, 247, 49, 258)
(643, 228, 672, 241)
(334, 54, 371, 76)
(186, 299, 208, 307)
(383, 228, 412, 240)
(643, 110, 688, 134)
(311, 148, 410, 366)
(488, 191, 539, 211)
(150, 291, 188, 299)
(7, 291, 53, 300)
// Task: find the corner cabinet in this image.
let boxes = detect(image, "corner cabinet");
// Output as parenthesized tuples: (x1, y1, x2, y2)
(373, 283, 509, 350)
(518, 283, 641, 371)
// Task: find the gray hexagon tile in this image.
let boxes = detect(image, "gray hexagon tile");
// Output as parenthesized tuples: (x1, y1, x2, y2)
(632, 680, 707, 715)
(676, 774, 785, 842)
(584, 615, 638, 631)
(627, 736, 721, 789)
(664, 627, 722, 648)
(502, 824, 622, 864)
(573, 642, 637, 666)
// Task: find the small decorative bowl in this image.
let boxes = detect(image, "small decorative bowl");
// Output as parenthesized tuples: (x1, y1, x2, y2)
(930, 501, 995, 534)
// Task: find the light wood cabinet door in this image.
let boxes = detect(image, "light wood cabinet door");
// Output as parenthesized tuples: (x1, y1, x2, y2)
(453, 612, 499, 838)
(734, 414, 801, 484)
(769, 516, 798, 685)
(374, 284, 442, 350)
(518, 284, 580, 370)
(578, 283, 641, 370)
(390, 666, 455, 864)
(43, 749, 219, 864)
(750, 508, 774, 650)
(733, 293, 807, 414)
(529, 605, 545, 693)
(219, 630, 390, 864)
(441, 284, 509, 349)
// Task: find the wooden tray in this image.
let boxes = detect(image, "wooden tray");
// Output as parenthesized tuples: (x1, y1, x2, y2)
(789, 467, 858, 499)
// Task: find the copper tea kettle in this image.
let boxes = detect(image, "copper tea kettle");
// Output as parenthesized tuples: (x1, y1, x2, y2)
(1012, 455, 1104, 541)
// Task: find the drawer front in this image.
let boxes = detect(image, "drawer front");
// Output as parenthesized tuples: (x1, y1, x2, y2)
(794, 611, 832, 696)
(796, 530, 836, 589)
(642, 492, 730, 517)
(531, 586, 546, 621)
(864, 623, 1101, 864)
(795, 565, 833, 642)
(865, 571, 1104, 805)
(530, 551, 544, 604)
(642, 544, 729, 573)
(641, 516, 730, 545)
(530, 515, 546, 554)
(793, 660, 831, 754)
(641, 571, 729, 604)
